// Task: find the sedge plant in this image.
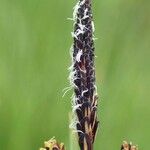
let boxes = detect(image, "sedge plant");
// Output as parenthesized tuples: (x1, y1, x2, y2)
(39, 0, 138, 150)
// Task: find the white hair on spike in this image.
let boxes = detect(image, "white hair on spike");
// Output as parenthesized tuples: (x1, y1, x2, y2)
(94, 85, 98, 95)
(71, 32, 78, 39)
(84, 8, 88, 16)
(76, 50, 83, 62)
(93, 37, 98, 41)
(80, 0, 86, 6)
(73, 1, 80, 20)
(69, 74, 79, 89)
(68, 45, 74, 69)
(75, 28, 85, 36)
(71, 94, 76, 106)
(67, 17, 74, 21)
(69, 71, 78, 82)
(68, 65, 73, 72)
(62, 86, 72, 97)
(72, 104, 82, 112)
(62, 86, 72, 92)
(81, 89, 88, 97)
(92, 21, 95, 32)
(72, 130, 84, 134)
(78, 19, 85, 31)
(82, 8, 89, 20)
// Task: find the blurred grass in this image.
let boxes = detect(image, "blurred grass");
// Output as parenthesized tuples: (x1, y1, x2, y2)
(0, 0, 149, 150)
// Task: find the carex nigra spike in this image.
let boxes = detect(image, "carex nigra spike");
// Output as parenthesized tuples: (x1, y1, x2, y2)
(70, 0, 99, 150)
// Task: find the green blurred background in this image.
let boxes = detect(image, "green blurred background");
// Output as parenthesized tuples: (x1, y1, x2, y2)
(0, 0, 149, 149)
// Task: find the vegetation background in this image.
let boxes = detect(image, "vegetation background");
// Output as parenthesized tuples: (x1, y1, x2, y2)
(0, 0, 149, 150)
